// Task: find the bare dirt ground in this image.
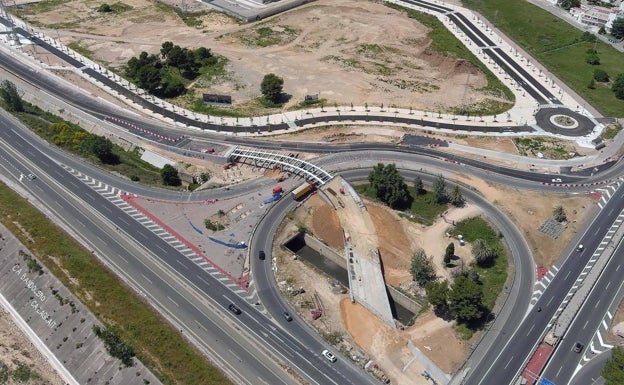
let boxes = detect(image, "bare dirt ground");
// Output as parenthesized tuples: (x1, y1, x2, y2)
(276, 194, 477, 384)
(0, 308, 64, 385)
(16, 0, 508, 112)
(607, 299, 624, 346)
(274, 174, 597, 384)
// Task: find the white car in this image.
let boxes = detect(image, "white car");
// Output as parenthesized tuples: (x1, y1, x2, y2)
(551, 178, 562, 183)
(322, 349, 337, 363)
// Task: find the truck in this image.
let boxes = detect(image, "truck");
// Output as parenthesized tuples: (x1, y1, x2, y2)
(292, 181, 315, 200)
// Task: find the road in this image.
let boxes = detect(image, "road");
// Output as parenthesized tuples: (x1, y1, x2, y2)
(0, 0, 622, 383)
(0, 112, 379, 385)
(465, 182, 624, 385)
(541, 234, 624, 385)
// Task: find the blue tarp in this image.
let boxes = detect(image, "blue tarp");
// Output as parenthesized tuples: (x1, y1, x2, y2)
(208, 237, 248, 249)
(189, 221, 204, 235)
(263, 192, 282, 204)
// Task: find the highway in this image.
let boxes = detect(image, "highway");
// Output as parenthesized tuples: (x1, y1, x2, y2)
(466, 182, 624, 385)
(0, 112, 379, 385)
(541, 231, 624, 385)
(0, 0, 622, 383)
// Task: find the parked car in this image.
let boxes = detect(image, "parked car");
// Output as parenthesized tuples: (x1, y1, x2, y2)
(228, 303, 241, 315)
(322, 349, 337, 363)
(282, 311, 293, 322)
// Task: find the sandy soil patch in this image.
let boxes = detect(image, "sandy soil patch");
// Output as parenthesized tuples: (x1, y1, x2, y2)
(422, 204, 481, 281)
(0, 307, 65, 385)
(18, 0, 507, 112)
(453, 176, 596, 269)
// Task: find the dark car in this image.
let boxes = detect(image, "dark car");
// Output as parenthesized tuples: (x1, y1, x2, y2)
(573, 342, 584, 353)
(259, 250, 266, 260)
(282, 311, 293, 322)
(228, 304, 242, 315)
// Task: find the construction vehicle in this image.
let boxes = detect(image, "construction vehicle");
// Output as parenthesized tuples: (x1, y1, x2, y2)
(292, 181, 315, 200)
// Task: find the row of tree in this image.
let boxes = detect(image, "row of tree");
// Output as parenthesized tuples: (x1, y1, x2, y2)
(368, 163, 465, 209)
(124, 42, 216, 98)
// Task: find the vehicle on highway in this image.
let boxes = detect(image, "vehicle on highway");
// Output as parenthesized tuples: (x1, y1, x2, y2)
(228, 303, 242, 315)
(259, 250, 266, 260)
(577, 244, 584, 252)
(27, 173, 36, 180)
(282, 311, 293, 322)
(573, 342, 584, 353)
(551, 178, 562, 183)
(322, 349, 337, 363)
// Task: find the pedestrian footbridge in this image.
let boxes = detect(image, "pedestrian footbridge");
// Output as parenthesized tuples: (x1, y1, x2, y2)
(226, 146, 333, 185)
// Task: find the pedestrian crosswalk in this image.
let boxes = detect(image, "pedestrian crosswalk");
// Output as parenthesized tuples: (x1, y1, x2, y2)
(60, 164, 254, 298)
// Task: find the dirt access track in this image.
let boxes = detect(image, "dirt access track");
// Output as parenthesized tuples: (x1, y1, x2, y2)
(16, 0, 508, 112)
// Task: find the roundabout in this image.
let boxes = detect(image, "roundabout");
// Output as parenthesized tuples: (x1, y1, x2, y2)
(535, 106, 598, 137)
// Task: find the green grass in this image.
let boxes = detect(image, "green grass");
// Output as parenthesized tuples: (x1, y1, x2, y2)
(12, 0, 68, 15)
(354, 184, 447, 226)
(451, 217, 507, 310)
(109, 2, 134, 13)
(386, 3, 515, 106)
(602, 122, 622, 140)
(66, 42, 94, 60)
(0, 182, 231, 385)
(462, 0, 624, 117)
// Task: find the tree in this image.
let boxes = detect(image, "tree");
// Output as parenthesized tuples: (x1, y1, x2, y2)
(0, 80, 24, 112)
(448, 275, 484, 323)
(444, 242, 455, 266)
(410, 249, 436, 286)
(472, 239, 496, 266)
(558, 0, 580, 10)
(553, 205, 567, 223)
(612, 74, 624, 100)
(81, 135, 118, 164)
(425, 280, 449, 311)
(260, 73, 284, 104)
(611, 17, 624, 40)
(368, 163, 412, 209)
(449, 185, 464, 207)
(433, 174, 447, 204)
(585, 53, 600, 65)
(602, 346, 624, 385)
(588, 78, 596, 89)
(161, 164, 181, 186)
(594, 69, 610, 82)
(413, 175, 425, 195)
(97, 3, 112, 12)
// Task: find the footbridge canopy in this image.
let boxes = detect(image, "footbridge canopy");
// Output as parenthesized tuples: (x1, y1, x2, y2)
(226, 146, 333, 185)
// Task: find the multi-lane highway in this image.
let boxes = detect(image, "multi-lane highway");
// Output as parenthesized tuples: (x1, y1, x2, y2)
(467, 182, 624, 385)
(0, 112, 379, 385)
(0, 0, 622, 383)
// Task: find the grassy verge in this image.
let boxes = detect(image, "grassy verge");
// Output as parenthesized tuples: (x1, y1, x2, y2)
(354, 184, 447, 226)
(450, 216, 507, 310)
(385, 2, 515, 112)
(462, 0, 624, 117)
(2, 100, 163, 185)
(0, 182, 231, 385)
